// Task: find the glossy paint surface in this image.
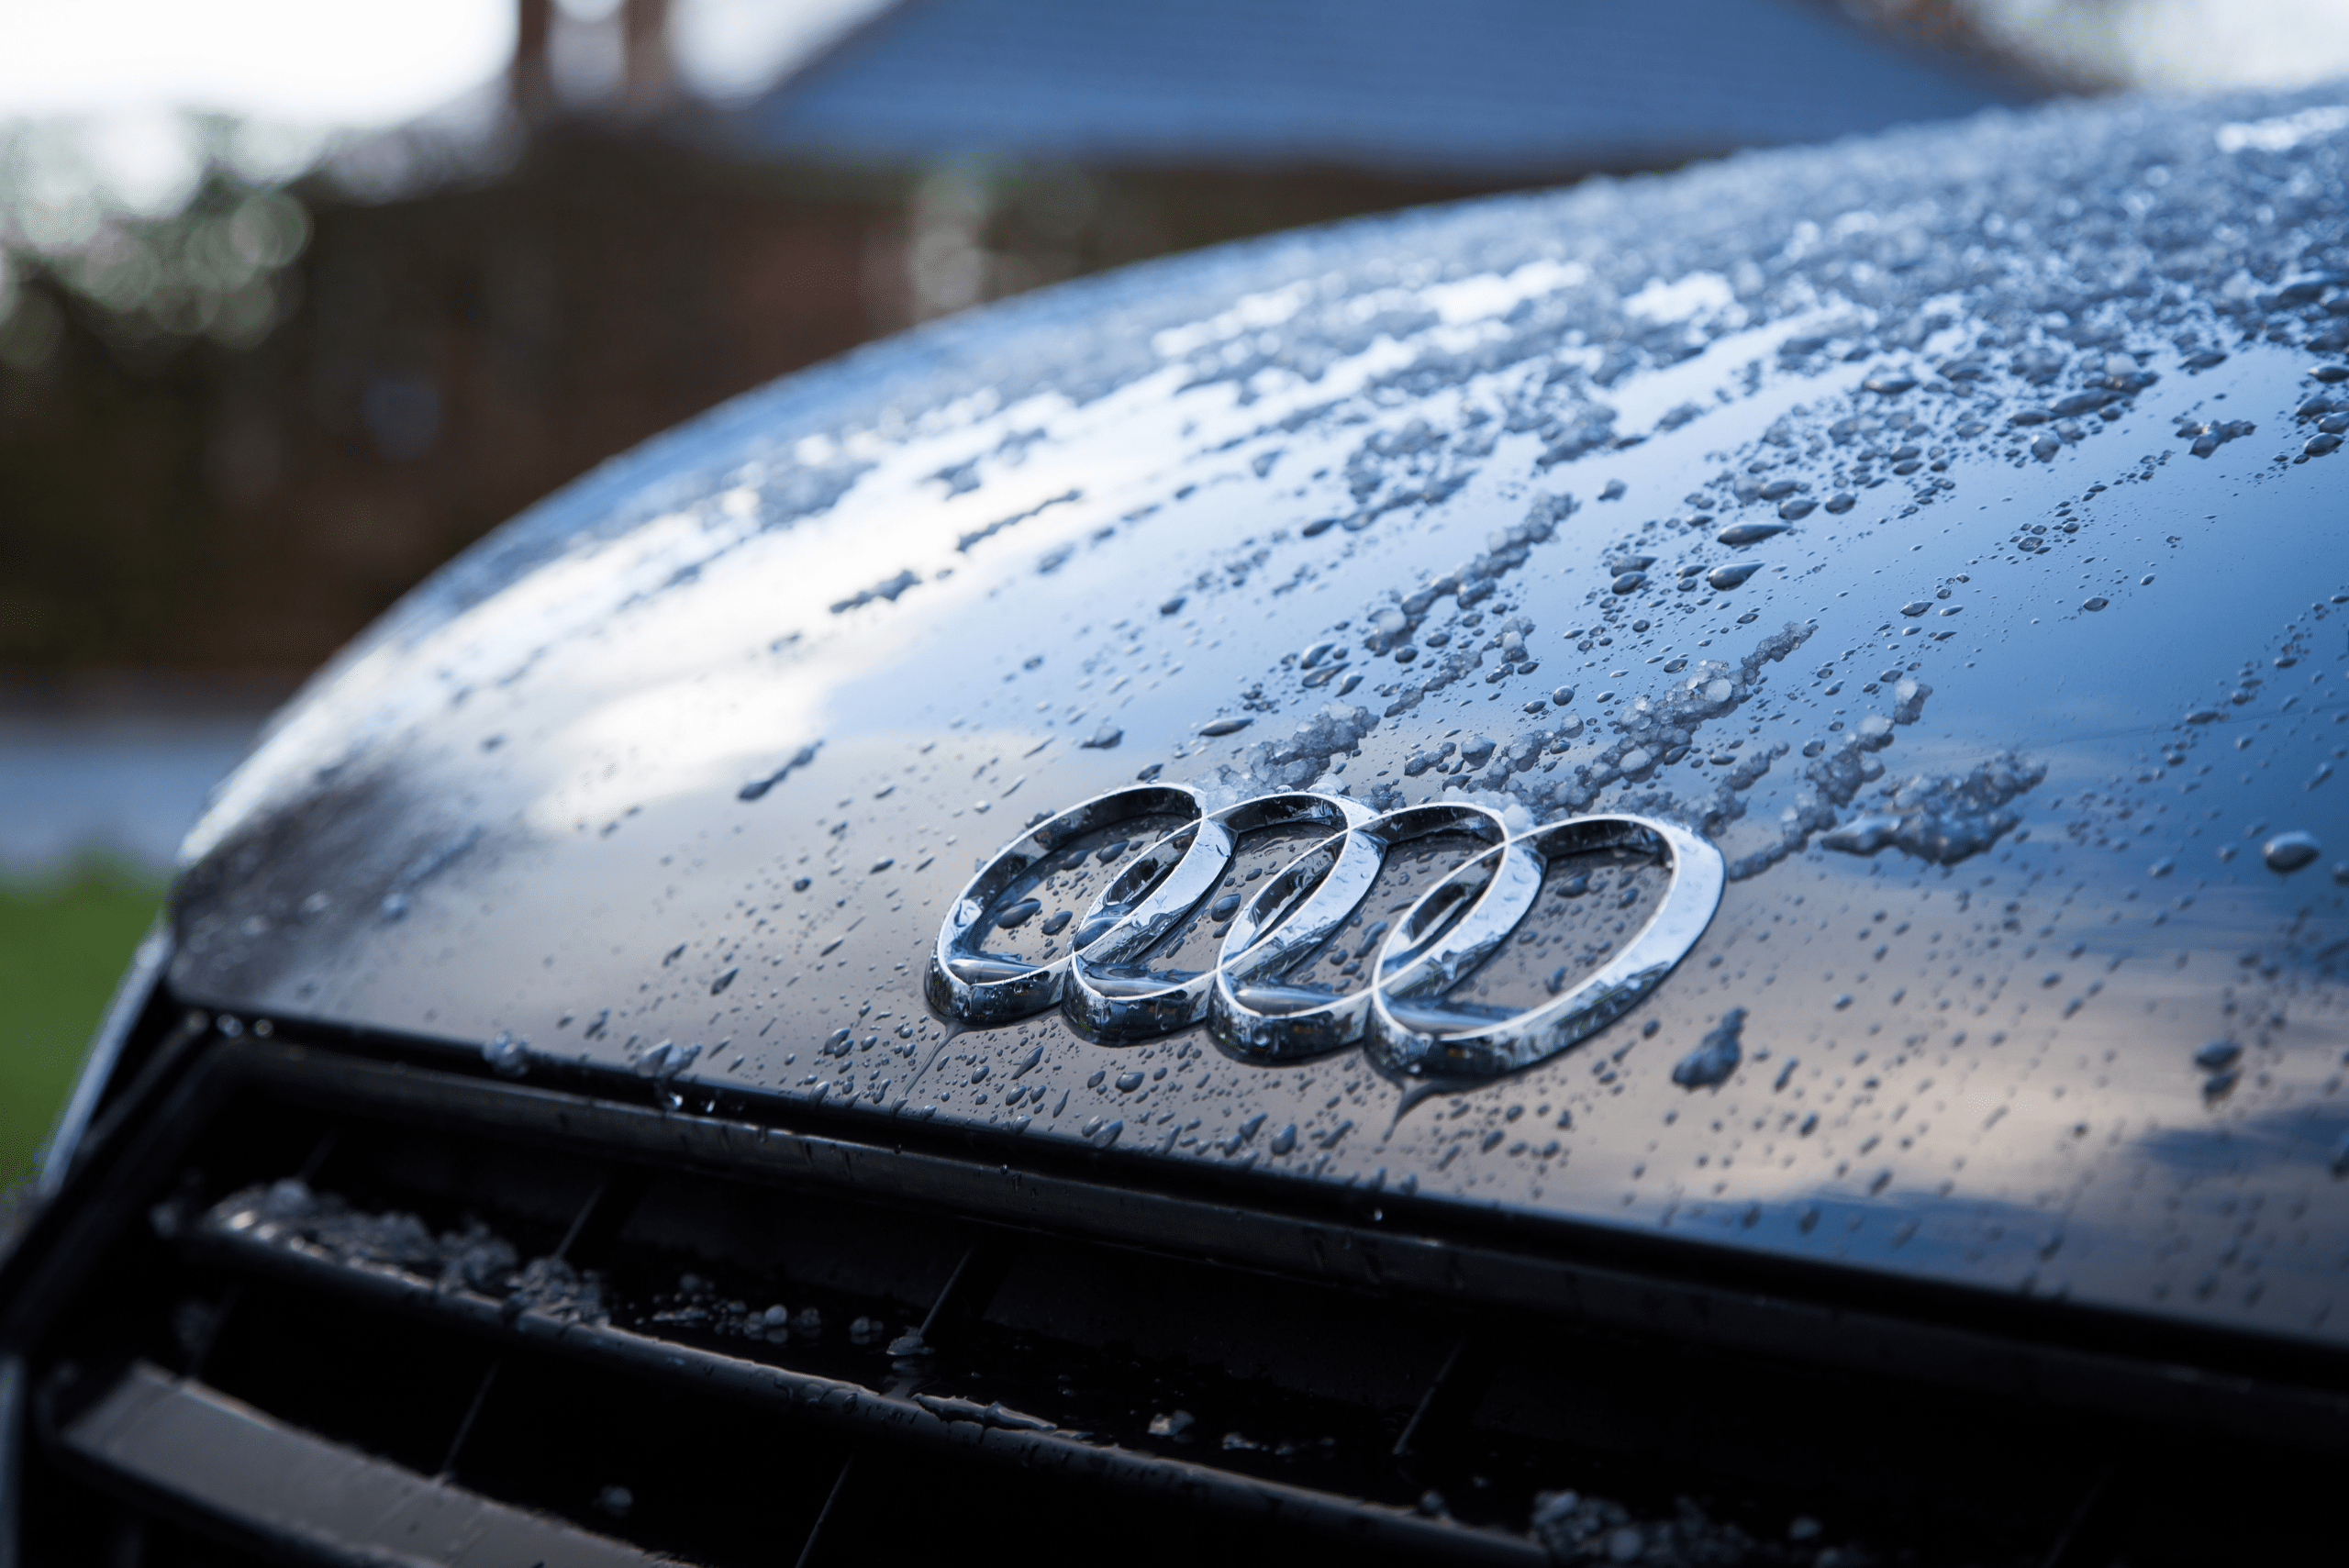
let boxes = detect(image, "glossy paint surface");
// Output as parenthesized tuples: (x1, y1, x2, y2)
(172, 87, 2349, 1355)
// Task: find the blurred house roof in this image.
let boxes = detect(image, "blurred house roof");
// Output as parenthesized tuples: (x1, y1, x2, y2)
(734, 0, 2035, 178)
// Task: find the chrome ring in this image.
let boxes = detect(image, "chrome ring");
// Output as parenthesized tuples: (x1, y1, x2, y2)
(930, 784, 1726, 1083)
(1063, 791, 1375, 1043)
(1208, 801, 1518, 1062)
(1364, 814, 1725, 1080)
(925, 784, 1207, 1028)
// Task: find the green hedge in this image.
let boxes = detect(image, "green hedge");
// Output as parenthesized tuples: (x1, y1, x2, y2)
(0, 869, 163, 1185)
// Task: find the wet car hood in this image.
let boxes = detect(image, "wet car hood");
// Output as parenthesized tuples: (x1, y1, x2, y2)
(174, 85, 2349, 1359)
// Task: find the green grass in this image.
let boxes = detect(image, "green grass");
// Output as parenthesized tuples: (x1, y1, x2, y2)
(0, 867, 164, 1186)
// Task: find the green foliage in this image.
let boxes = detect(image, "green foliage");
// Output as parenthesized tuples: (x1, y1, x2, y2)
(1, 114, 317, 368)
(0, 868, 163, 1185)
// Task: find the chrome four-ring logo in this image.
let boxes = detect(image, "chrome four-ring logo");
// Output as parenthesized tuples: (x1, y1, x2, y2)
(927, 785, 1725, 1079)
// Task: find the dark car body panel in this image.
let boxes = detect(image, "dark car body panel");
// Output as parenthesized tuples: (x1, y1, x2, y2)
(149, 85, 2349, 1398)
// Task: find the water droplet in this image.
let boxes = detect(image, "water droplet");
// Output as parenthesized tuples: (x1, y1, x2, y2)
(482, 1031, 529, 1078)
(1708, 562, 1762, 591)
(1671, 1008, 1745, 1088)
(2082, 596, 2110, 612)
(996, 897, 1043, 929)
(2262, 830, 2321, 873)
(1198, 717, 1252, 737)
(2194, 1040, 2241, 1071)
(739, 742, 820, 801)
(634, 1039, 701, 1084)
(1716, 522, 1790, 547)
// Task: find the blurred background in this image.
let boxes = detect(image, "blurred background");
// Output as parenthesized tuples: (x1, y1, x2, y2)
(5, 0, 2346, 1180)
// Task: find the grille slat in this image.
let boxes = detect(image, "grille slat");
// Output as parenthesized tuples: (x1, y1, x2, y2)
(185, 1206, 1543, 1564)
(199, 1036, 2349, 1451)
(11, 1021, 2349, 1566)
(54, 1362, 656, 1568)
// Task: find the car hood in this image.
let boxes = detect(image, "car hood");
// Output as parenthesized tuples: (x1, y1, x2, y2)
(173, 84, 2349, 1359)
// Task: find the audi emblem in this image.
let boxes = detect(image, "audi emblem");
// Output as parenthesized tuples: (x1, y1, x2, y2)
(928, 784, 1725, 1079)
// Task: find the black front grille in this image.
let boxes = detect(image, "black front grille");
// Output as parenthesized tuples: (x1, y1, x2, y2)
(6, 1017, 2345, 1567)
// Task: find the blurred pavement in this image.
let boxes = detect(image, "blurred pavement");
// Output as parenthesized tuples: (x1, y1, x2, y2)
(1, 679, 286, 882)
